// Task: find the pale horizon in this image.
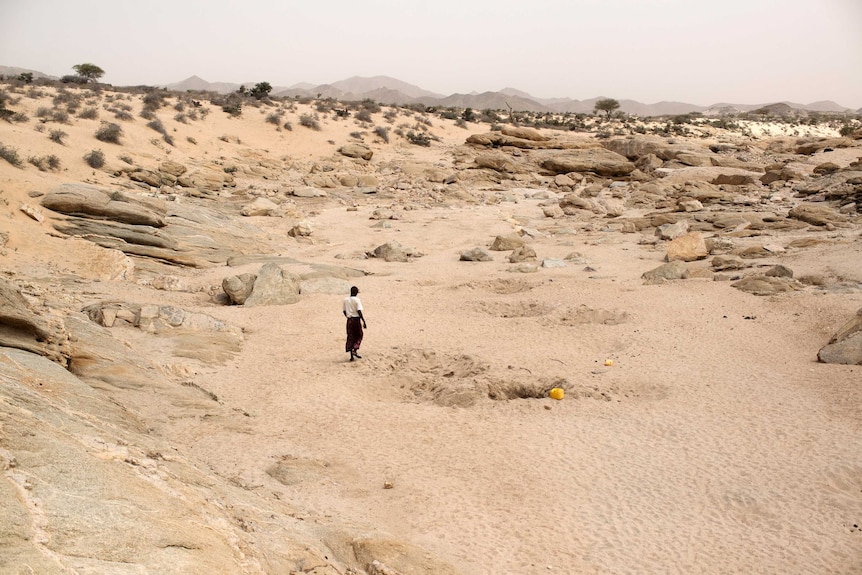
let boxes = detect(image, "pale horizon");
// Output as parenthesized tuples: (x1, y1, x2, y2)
(2, 0, 861, 109)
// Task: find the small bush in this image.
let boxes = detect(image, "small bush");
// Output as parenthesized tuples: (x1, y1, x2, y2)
(405, 130, 431, 146)
(350, 131, 364, 140)
(142, 91, 167, 111)
(374, 125, 390, 143)
(299, 114, 320, 130)
(95, 122, 122, 144)
(35, 106, 50, 118)
(147, 118, 167, 135)
(48, 109, 69, 124)
(282, 121, 292, 131)
(49, 129, 67, 144)
(222, 103, 242, 116)
(118, 154, 134, 165)
(33, 124, 45, 133)
(78, 107, 99, 120)
(10, 112, 29, 123)
(174, 113, 187, 124)
(355, 109, 372, 123)
(0, 143, 24, 167)
(83, 149, 105, 168)
(265, 111, 283, 125)
(187, 136, 197, 145)
(140, 108, 155, 120)
(113, 110, 133, 121)
(28, 154, 61, 171)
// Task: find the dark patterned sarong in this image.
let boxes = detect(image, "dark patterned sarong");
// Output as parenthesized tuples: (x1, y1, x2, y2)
(345, 317, 363, 352)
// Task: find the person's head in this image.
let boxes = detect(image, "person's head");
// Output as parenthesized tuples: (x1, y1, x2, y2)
(350, 286, 359, 296)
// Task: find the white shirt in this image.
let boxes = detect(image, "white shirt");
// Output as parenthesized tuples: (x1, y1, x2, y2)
(343, 295, 363, 318)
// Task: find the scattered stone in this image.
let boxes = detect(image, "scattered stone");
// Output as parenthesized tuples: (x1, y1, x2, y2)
(19, 203, 44, 222)
(656, 220, 690, 240)
(240, 197, 280, 217)
(765, 265, 794, 278)
(490, 234, 525, 251)
(222, 273, 256, 305)
(666, 232, 708, 262)
(508, 245, 537, 263)
(370, 242, 409, 262)
(541, 259, 566, 268)
(460, 247, 493, 262)
(731, 275, 802, 295)
(288, 221, 313, 237)
(339, 143, 373, 160)
(711, 256, 746, 271)
(642, 261, 689, 283)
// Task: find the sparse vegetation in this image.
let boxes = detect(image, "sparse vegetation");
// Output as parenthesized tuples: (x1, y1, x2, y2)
(374, 125, 390, 143)
(405, 130, 431, 146)
(95, 122, 123, 144)
(83, 149, 105, 168)
(299, 114, 321, 130)
(49, 129, 68, 144)
(118, 154, 134, 165)
(28, 154, 61, 171)
(77, 107, 99, 120)
(355, 109, 372, 123)
(0, 143, 24, 167)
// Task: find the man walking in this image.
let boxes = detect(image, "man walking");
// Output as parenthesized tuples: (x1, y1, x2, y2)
(343, 286, 367, 361)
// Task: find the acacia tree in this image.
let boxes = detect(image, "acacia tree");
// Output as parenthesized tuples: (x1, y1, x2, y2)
(72, 63, 105, 83)
(249, 82, 272, 100)
(594, 98, 620, 118)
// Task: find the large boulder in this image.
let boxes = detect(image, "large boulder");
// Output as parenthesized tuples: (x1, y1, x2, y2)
(731, 276, 801, 296)
(666, 232, 708, 262)
(540, 148, 636, 177)
(818, 308, 862, 365)
(41, 183, 167, 227)
(369, 242, 409, 262)
(240, 197, 281, 217)
(243, 263, 301, 306)
(339, 143, 373, 160)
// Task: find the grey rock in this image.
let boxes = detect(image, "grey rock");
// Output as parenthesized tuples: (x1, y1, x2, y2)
(642, 261, 690, 283)
(460, 248, 493, 262)
(244, 263, 300, 306)
(222, 273, 256, 305)
(731, 276, 802, 295)
(490, 234, 526, 251)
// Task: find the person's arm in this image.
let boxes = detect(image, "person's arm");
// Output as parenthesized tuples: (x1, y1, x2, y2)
(357, 309, 367, 328)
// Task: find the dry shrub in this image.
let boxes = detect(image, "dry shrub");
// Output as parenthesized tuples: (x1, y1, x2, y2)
(0, 143, 23, 167)
(95, 122, 122, 144)
(83, 149, 105, 168)
(28, 154, 61, 171)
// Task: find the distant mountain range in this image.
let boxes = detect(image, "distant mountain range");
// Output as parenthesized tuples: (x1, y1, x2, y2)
(163, 75, 862, 116)
(2, 66, 859, 116)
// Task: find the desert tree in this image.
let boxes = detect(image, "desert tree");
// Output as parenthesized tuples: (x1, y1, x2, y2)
(594, 98, 620, 118)
(72, 63, 105, 83)
(249, 82, 272, 100)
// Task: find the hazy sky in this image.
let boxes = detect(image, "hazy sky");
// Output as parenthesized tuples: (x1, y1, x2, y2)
(2, 0, 860, 107)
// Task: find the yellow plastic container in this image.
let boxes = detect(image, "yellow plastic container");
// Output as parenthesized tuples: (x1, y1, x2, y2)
(604, 359, 614, 367)
(549, 388, 565, 400)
